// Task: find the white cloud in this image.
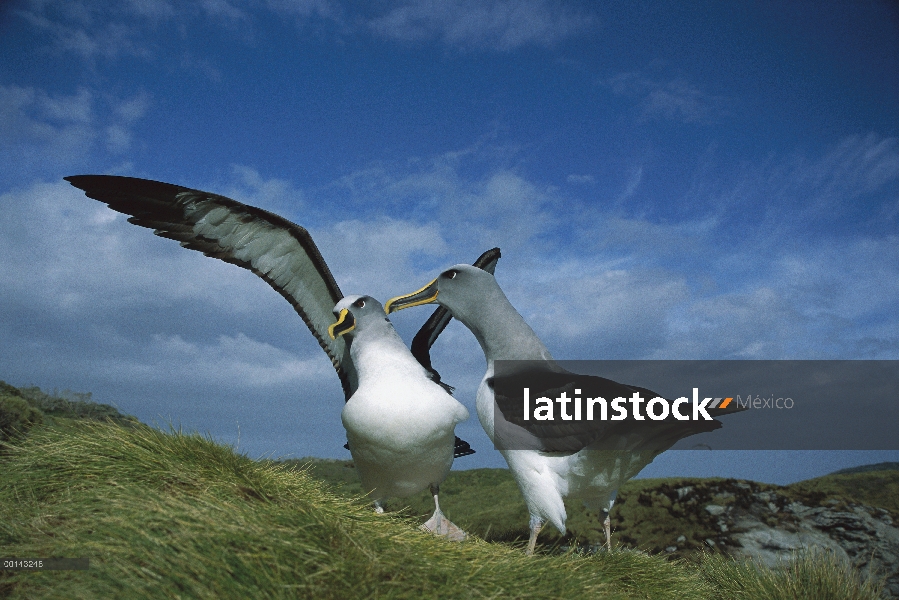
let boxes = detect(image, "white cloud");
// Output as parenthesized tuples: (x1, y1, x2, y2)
(16, 0, 592, 64)
(124, 0, 176, 21)
(221, 165, 305, 215)
(659, 288, 806, 359)
(109, 332, 331, 389)
(312, 218, 449, 300)
(200, 0, 248, 23)
(330, 151, 563, 258)
(313, 137, 896, 363)
(0, 85, 98, 166)
(614, 166, 642, 203)
(36, 87, 93, 123)
(3, 129, 898, 425)
(0, 180, 282, 319)
(516, 262, 689, 358)
(0, 177, 341, 406)
(112, 92, 151, 123)
(265, 0, 342, 20)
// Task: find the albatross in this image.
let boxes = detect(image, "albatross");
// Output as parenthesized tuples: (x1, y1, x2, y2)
(329, 294, 469, 539)
(386, 264, 743, 554)
(64, 175, 498, 533)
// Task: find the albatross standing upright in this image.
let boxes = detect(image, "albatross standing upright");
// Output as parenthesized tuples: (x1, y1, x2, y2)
(386, 264, 743, 554)
(328, 294, 469, 539)
(64, 175, 499, 534)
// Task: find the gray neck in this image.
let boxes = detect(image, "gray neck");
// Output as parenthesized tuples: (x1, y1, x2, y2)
(450, 285, 553, 364)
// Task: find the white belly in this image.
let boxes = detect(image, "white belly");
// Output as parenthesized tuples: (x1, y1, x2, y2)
(342, 379, 465, 500)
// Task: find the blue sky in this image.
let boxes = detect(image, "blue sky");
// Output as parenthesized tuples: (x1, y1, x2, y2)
(1, 0, 898, 484)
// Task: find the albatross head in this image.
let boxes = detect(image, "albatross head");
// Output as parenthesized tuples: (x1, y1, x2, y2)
(384, 263, 496, 320)
(329, 295, 391, 340)
(386, 263, 550, 363)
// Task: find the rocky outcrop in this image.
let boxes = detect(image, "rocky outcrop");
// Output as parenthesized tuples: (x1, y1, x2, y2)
(630, 480, 899, 598)
(730, 499, 897, 597)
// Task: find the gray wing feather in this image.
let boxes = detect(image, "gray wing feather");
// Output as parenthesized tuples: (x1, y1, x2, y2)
(65, 175, 358, 399)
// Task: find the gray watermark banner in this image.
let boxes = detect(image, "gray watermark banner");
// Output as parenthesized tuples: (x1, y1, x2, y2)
(492, 360, 898, 451)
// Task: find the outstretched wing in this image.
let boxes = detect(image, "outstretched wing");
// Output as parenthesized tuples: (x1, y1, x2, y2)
(65, 175, 358, 399)
(411, 247, 501, 387)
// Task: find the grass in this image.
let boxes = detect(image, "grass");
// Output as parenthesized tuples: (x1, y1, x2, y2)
(0, 419, 886, 599)
(698, 551, 885, 600)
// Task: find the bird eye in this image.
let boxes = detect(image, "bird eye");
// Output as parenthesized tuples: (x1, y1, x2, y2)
(353, 298, 366, 308)
(444, 270, 457, 279)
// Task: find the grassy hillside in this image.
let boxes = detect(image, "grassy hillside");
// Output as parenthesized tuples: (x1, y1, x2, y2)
(0, 381, 889, 598)
(0, 419, 884, 599)
(786, 469, 899, 516)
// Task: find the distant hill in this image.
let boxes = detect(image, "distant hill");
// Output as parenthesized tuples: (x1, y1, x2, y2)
(832, 462, 899, 475)
(1, 380, 137, 444)
(0, 380, 135, 423)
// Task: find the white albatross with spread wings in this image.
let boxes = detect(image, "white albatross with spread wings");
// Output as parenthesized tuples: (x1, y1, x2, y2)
(386, 264, 744, 553)
(65, 175, 499, 537)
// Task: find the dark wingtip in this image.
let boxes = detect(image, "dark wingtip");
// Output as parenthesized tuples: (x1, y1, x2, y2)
(64, 175, 88, 189)
(473, 247, 501, 274)
(453, 436, 476, 458)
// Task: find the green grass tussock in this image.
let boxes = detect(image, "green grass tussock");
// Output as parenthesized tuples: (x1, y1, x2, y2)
(698, 550, 885, 600)
(0, 393, 44, 443)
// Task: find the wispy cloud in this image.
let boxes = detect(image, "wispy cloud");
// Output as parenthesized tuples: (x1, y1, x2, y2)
(365, 0, 592, 51)
(15, 0, 251, 61)
(17, 1, 152, 60)
(0, 178, 338, 402)
(604, 72, 727, 124)
(566, 174, 595, 185)
(264, 0, 343, 21)
(2, 131, 897, 424)
(0, 84, 150, 177)
(771, 133, 899, 214)
(327, 153, 563, 258)
(17, 0, 590, 58)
